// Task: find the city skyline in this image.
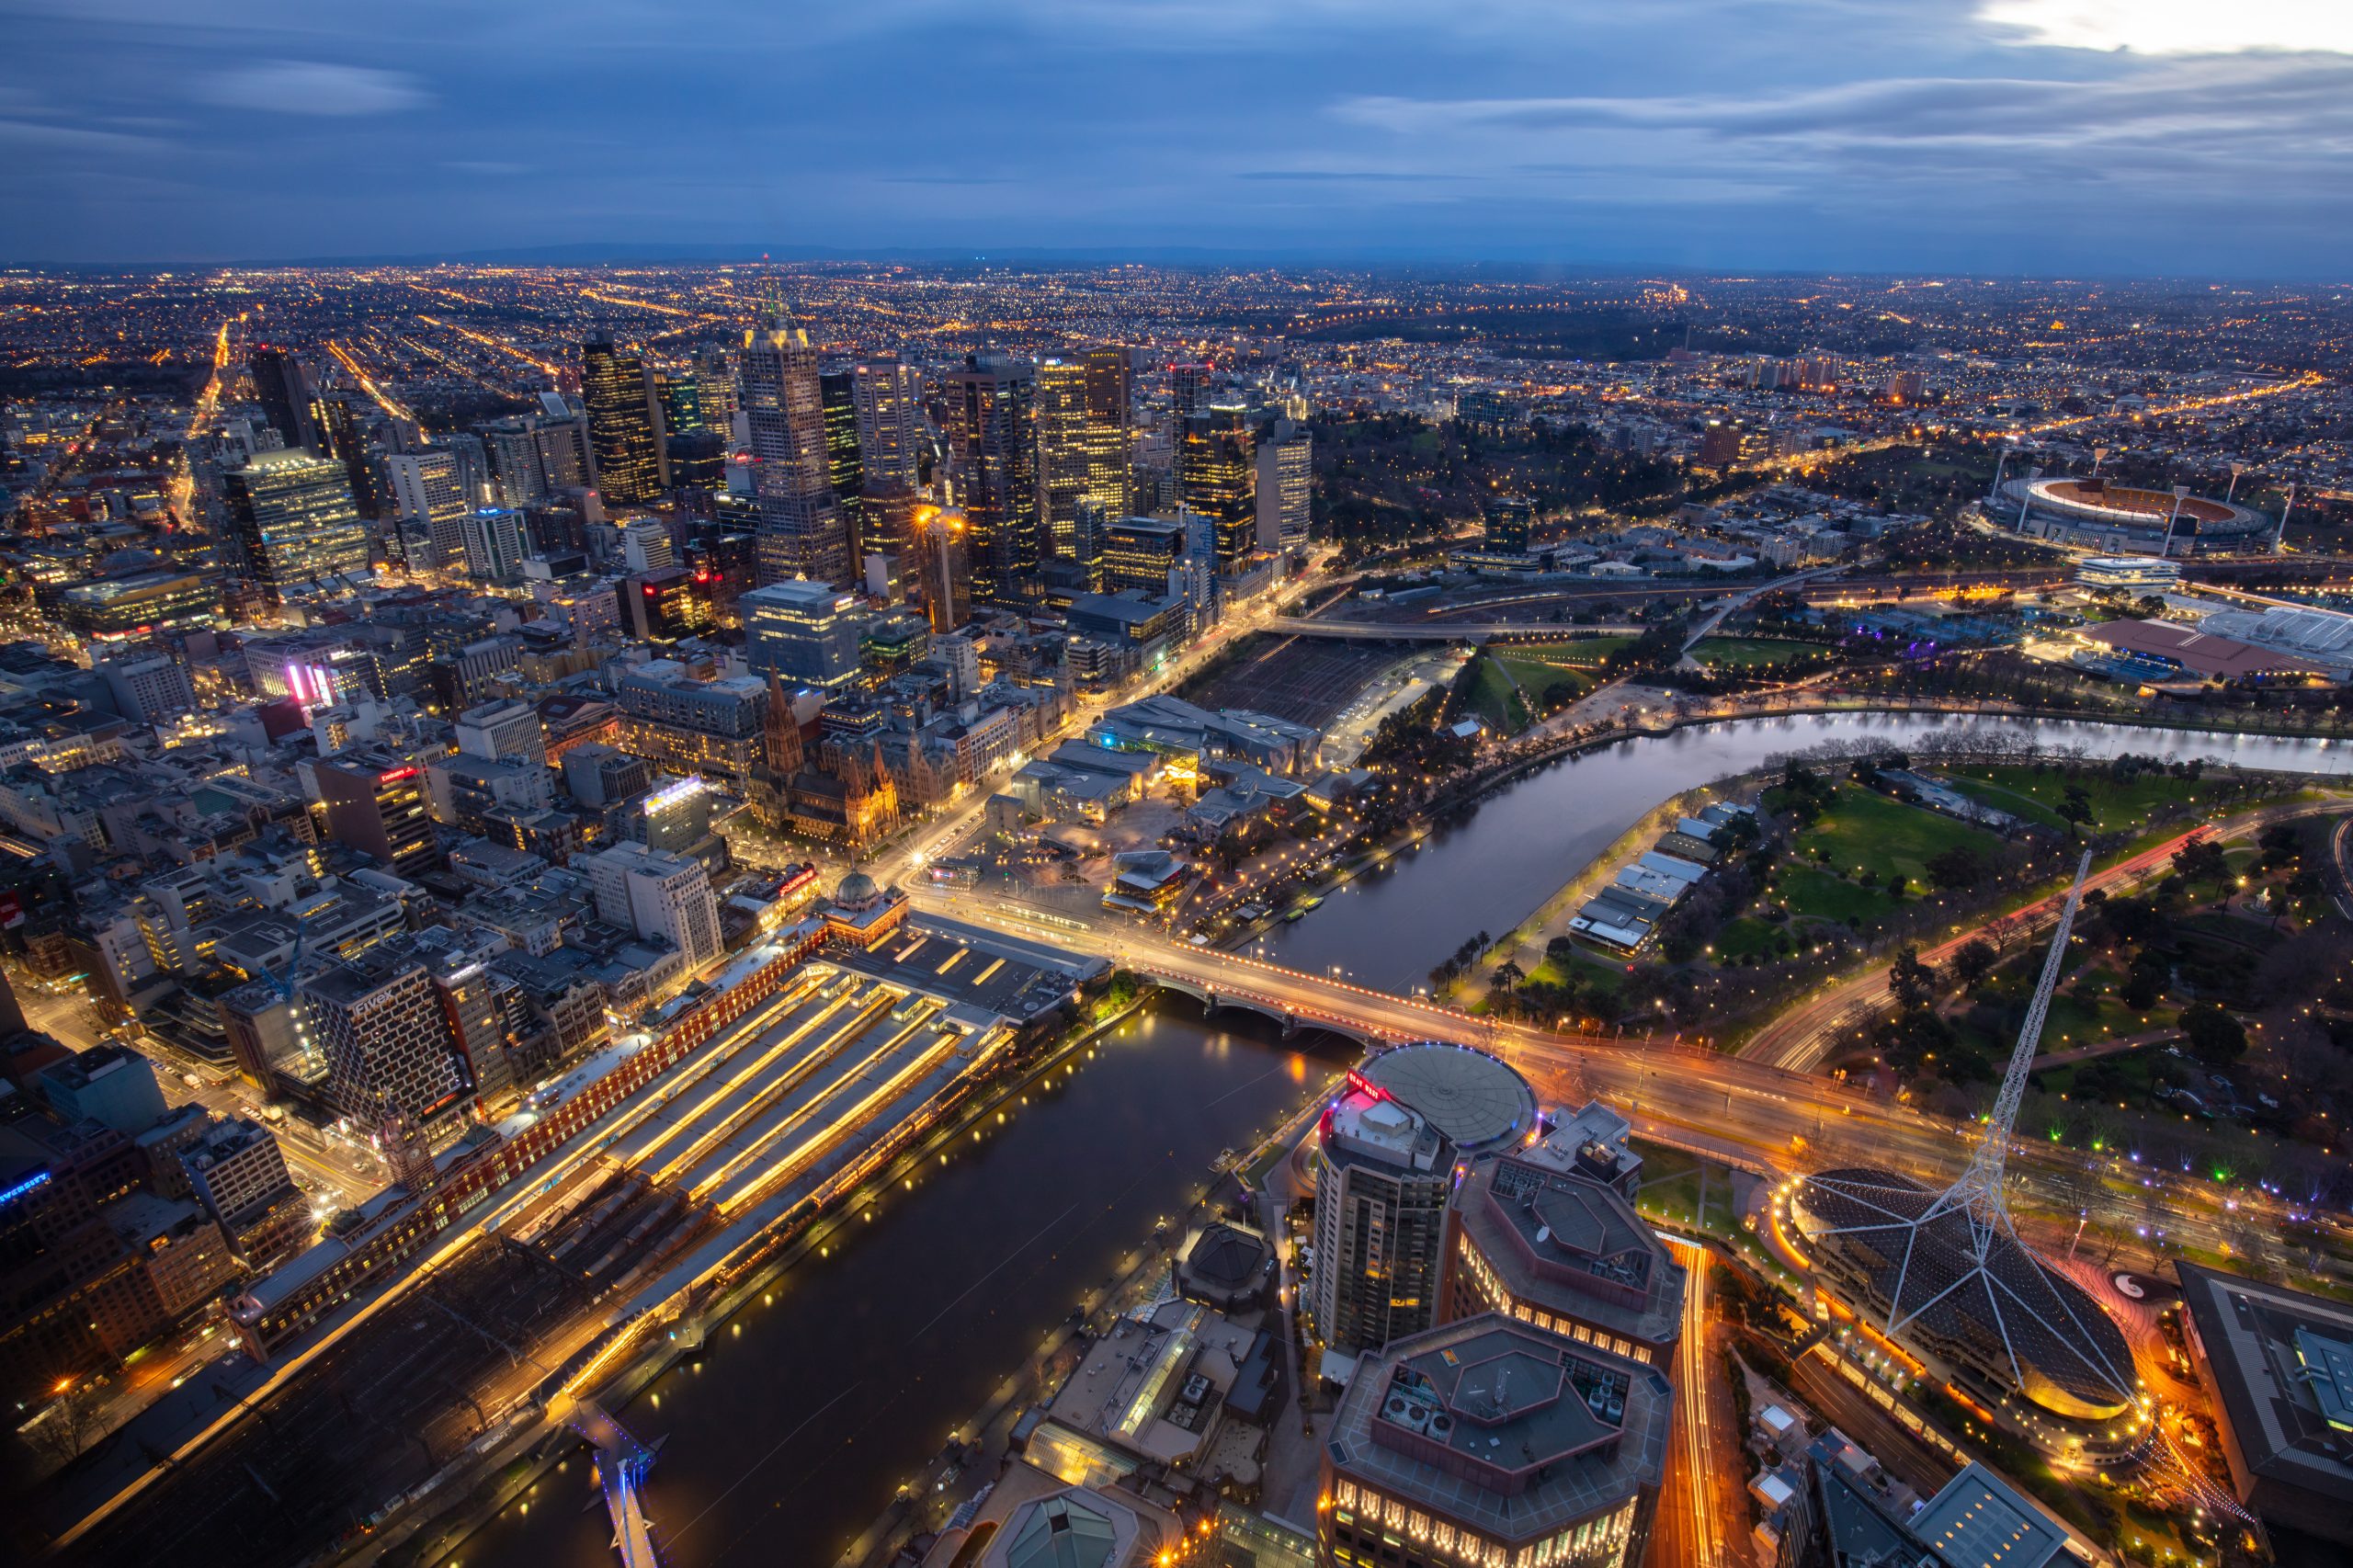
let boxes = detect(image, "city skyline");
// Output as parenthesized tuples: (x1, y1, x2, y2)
(3, 1, 2350, 276)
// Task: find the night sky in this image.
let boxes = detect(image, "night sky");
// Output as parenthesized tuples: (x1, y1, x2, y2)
(3, 1, 2347, 274)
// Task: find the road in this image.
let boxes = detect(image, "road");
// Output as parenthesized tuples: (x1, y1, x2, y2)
(1649, 1239, 1749, 1568)
(915, 891, 2316, 1275)
(1738, 798, 2346, 1072)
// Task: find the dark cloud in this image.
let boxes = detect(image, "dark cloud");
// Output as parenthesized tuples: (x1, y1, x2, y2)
(0, 0, 2344, 271)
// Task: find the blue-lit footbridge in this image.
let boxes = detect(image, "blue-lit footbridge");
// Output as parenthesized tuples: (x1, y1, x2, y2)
(571, 1401, 664, 1568)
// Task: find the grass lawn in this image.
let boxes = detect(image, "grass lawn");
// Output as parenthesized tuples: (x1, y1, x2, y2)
(1790, 784, 1999, 890)
(1768, 864, 1891, 926)
(1461, 653, 1532, 734)
(1712, 916, 1791, 962)
(1935, 764, 2243, 837)
(1688, 635, 1822, 669)
(1493, 651, 1594, 713)
(1528, 634, 1636, 668)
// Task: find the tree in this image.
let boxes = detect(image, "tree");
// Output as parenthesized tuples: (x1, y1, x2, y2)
(1888, 945, 1937, 1011)
(1883, 871, 1907, 902)
(1949, 939, 1998, 991)
(2177, 1002, 2247, 1068)
(2059, 786, 2094, 838)
(1491, 959, 1524, 993)
(2173, 837, 2228, 885)
(2259, 823, 2302, 870)
(1926, 845, 1984, 892)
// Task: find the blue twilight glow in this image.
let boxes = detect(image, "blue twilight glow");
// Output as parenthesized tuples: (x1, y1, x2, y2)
(3, 3, 2349, 274)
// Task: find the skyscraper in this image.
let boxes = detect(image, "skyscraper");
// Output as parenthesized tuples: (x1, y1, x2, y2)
(313, 749, 441, 879)
(696, 344, 740, 444)
(246, 347, 317, 453)
(300, 959, 471, 1133)
(1036, 347, 1131, 586)
(383, 449, 471, 573)
(479, 416, 549, 507)
(819, 369, 865, 567)
(1312, 1076, 1456, 1357)
(222, 449, 371, 605)
(580, 334, 668, 505)
(742, 578, 866, 691)
(851, 356, 925, 494)
(1256, 421, 1313, 553)
(740, 310, 848, 585)
(1177, 400, 1257, 569)
(311, 393, 380, 517)
(942, 352, 1039, 609)
(920, 508, 972, 632)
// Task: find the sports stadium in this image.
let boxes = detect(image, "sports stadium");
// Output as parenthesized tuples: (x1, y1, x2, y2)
(1790, 1167, 2143, 1455)
(1998, 474, 2270, 556)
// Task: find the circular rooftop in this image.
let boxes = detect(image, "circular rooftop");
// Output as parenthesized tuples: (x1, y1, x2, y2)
(1358, 1042, 1538, 1154)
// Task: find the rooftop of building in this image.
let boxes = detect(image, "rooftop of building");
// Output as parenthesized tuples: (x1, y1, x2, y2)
(2177, 1260, 2353, 1506)
(827, 913, 1106, 1028)
(1357, 1042, 1538, 1154)
(1910, 1461, 2074, 1568)
(1326, 1312, 1671, 1542)
(1458, 1156, 1685, 1349)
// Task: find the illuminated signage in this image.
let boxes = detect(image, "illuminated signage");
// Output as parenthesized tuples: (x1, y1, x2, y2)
(378, 766, 419, 784)
(0, 1168, 52, 1207)
(643, 775, 707, 813)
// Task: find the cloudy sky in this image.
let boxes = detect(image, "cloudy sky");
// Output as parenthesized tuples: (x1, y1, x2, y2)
(3, 0, 2348, 275)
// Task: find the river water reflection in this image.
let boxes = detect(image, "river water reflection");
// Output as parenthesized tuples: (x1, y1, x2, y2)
(1252, 711, 2353, 987)
(469, 1001, 1342, 1568)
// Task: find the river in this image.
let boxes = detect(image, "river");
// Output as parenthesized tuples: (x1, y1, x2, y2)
(464, 710, 2349, 1568)
(463, 1001, 1344, 1568)
(1250, 710, 2353, 986)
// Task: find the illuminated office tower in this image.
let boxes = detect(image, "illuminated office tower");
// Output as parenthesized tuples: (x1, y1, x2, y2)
(459, 506, 529, 583)
(313, 749, 440, 879)
(299, 958, 469, 1134)
(580, 334, 669, 505)
(383, 449, 471, 572)
(586, 840, 722, 973)
(851, 356, 925, 494)
(820, 369, 865, 566)
(1484, 494, 1533, 554)
(1256, 421, 1313, 553)
(920, 509, 972, 633)
(1036, 347, 1131, 585)
(1177, 400, 1256, 569)
(696, 345, 740, 444)
(222, 449, 371, 606)
(741, 310, 848, 585)
(311, 392, 380, 517)
(654, 370, 705, 435)
(941, 352, 1039, 609)
(246, 347, 317, 452)
(742, 578, 865, 691)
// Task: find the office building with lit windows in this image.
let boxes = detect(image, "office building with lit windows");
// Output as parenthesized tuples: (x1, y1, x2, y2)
(299, 958, 471, 1134)
(59, 570, 219, 642)
(1317, 1312, 1670, 1568)
(222, 449, 371, 606)
(943, 352, 1040, 608)
(743, 579, 866, 691)
(1177, 400, 1256, 569)
(851, 355, 925, 494)
(1438, 1153, 1684, 1371)
(1256, 421, 1313, 553)
(383, 450, 471, 572)
(613, 662, 770, 780)
(1100, 516, 1188, 597)
(741, 312, 848, 585)
(580, 333, 669, 504)
(1037, 347, 1131, 581)
(820, 369, 865, 562)
(313, 749, 441, 880)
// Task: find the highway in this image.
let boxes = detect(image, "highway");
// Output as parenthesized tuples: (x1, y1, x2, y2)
(914, 891, 2316, 1277)
(1649, 1238, 1748, 1568)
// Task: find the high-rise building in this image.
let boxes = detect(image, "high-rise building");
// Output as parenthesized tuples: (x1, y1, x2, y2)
(460, 506, 529, 582)
(1100, 516, 1188, 597)
(696, 345, 740, 444)
(741, 311, 848, 585)
(246, 347, 317, 452)
(585, 841, 722, 973)
(942, 352, 1039, 608)
(1316, 1312, 1669, 1568)
(533, 392, 595, 492)
(819, 369, 865, 566)
(1484, 494, 1534, 554)
(613, 662, 770, 780)
(313, 749, 440, 879)
(580, 334, 668, 505)
(300, 958, 471, 1132)
(454, 698, 548, 774)
(312, 392, 380, 517)
(479, 417, 549, 507)
(222, 449, 371, 605)
(1036, 347, 1131, 585)
(851, 356, 925, 494)
(1169, 362, 1215, 420)
(383, 450, 472, 573)
(1312, 1076, 1455, 1358)
(919, 508, 972, 633)
(742, 579, 866, 691)
(1177, 401, 1256, 570)
(1256, 422, 1313, 553)
(35, 1043, 167, 1133)
(654, 370, 705, 436)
